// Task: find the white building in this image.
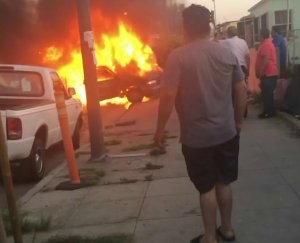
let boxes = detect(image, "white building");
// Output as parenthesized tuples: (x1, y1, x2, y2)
(249, 0, 300, 65)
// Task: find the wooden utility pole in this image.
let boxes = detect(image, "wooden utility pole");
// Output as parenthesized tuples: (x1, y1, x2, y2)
(0, 117, 23, 243)
(76, 0, 106, 162)
(0, 207, 7, 243)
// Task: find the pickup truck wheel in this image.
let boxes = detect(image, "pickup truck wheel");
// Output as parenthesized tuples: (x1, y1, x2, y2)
(126, 89, 144, 103)
(27, 138, 46, 181)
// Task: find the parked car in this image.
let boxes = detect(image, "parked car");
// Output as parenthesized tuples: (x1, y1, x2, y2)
(96, 66, 161, 103)
(0, 65, 83, 181)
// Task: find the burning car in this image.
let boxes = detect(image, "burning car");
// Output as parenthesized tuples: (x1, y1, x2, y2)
(96, 65, 161, 103)
(42, 23, 162, 106)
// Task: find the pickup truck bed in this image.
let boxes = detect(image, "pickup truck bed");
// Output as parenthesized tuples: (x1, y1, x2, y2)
(0, 99, 54, 110)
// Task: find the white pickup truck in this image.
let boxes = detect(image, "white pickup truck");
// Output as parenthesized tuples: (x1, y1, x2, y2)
(0, 65, 83, 181)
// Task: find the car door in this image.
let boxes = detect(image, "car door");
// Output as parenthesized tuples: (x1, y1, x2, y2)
(96, 66, 121, 100)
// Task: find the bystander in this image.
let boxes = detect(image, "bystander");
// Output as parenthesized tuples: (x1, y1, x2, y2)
(154, 4, 247, 243)
(272, 26, 287, 78)
(256, 28, 279, 118)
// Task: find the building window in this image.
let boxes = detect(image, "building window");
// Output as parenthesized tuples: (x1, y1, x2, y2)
(261, 13, 268, 29)
(275, 10, 292, 25)
(274, 10, 292, 36)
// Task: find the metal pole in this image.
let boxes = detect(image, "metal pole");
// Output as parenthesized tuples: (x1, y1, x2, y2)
(0, 117, 23, 243)
(286, 0, 291, 65)
(213, 0, 217, 25)
(286, 0, 290, 39)
(244, 17, 247, 40)
(252, 17, 256, 48)
(76, 0, 105, 161)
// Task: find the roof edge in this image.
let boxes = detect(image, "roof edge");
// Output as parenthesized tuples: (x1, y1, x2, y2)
(248, 0, 266, 12)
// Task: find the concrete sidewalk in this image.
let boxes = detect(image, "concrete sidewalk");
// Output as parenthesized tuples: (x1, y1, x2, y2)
(9, 103, 300, 243)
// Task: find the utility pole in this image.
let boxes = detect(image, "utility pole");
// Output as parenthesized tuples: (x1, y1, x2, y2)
(76, 0, 106, 161)
(0, 118, 23, 243)
(0, 207, 7, 243)
(212, 0, 217, 26)
(286, 0, 290, 39)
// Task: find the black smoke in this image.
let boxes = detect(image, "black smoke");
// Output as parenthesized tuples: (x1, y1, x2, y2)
(0, 0, 33, 63)
(0, 0, 169, 65)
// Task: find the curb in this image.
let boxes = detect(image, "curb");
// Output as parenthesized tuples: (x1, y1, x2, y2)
(277, 111, 300, 131)
(19, 143, 92, 205)
(19, 162, 67, 205)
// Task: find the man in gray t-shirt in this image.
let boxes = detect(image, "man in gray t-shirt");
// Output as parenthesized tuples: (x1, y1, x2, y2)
(154, 5, 247, 243)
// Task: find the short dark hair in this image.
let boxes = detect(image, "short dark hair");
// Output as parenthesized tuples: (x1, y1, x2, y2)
(182, 4, 211, 38)
(227, 26, 238, 37)
(260, 28, 270, 39)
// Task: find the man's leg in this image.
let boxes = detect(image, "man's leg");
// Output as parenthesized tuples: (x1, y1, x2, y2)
(199, 188, 218, 243)
(264, 76, 277, 115)
(182, 145, 218, 243)
(260, 77, 268, 114)
(215, 135, 239, 240)
(216, 182, 235, 238)
(269, 76, 278, 115)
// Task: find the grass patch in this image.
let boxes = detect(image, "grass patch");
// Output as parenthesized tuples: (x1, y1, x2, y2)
(105, 125, 115, 129)
(104, 140, 122, 146)
(143, 163, 164, 170)
(149, 147, 166, 156)
(79, 168, 106, 186)
(122, 143, 156, 152)
(40, 187, 53, 193)
(119, 178, 138, 184)
(166, 135, 178, 139)
(144, 175, 153, 181)
(43, 234, 133, 243)
(76, 151, 91, 156)
(115, 121, 136, 127)
(138, 133, 153, 137)
(2, 209, 51, 235)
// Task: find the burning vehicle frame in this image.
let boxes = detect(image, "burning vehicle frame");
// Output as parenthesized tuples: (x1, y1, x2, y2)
(96, 65, 161, 104)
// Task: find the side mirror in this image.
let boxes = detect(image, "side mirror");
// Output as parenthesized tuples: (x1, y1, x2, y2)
(68, 87, 76, 97)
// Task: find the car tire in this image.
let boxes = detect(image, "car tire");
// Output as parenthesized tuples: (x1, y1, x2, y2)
(26, 137, 46, 181)
(126, 88, 144, 103)
(72, 118, 82, 150)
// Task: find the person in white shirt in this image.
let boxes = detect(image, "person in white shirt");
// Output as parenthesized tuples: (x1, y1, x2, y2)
(221, 26, 250, 117)
(221, 26, 250, 80)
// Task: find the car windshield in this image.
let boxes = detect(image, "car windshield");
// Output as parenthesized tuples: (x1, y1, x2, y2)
(96, 66, 115, 81)
(0, 71, 44, 97)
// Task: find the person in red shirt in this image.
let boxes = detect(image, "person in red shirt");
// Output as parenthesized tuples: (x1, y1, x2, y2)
(256, 28, 278, 118)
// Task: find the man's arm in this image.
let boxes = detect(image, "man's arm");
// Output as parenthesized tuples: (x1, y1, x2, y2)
(154, 87, 177, 147)
(154, 51, 180, 147)
(232, 81, 247, 133)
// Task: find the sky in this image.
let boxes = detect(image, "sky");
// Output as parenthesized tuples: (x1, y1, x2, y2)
(180, 0, 261, 23)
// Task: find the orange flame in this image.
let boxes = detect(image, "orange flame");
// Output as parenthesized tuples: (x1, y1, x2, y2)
(42, 22, 158, 106)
